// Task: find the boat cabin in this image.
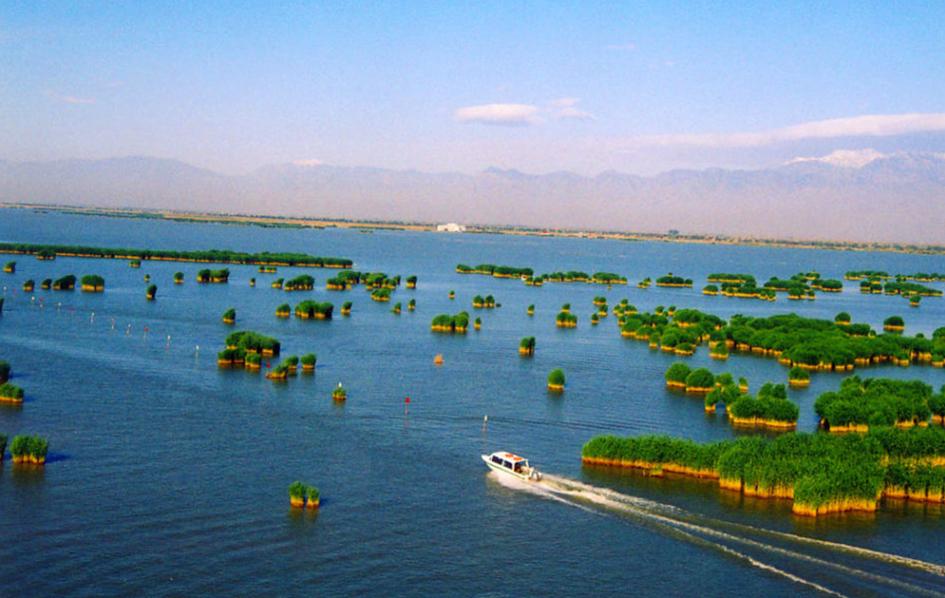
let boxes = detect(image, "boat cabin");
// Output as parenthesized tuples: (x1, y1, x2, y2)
(489, 452, 529, 474)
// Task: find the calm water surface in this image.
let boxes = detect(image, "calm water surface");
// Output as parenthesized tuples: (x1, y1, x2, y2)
(1, 210, 944, 596)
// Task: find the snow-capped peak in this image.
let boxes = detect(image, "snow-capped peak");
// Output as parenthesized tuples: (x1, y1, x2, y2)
(787, 148, 886, 169)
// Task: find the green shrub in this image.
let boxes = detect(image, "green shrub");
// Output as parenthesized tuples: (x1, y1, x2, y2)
(548, 368, 566, 387)
(665, 362, 691, 384)
(685, 368, 715, 389)
(0, 383, 24, 399)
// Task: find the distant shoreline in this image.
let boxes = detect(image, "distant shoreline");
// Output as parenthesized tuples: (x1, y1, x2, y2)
(3, 202, 944, 256)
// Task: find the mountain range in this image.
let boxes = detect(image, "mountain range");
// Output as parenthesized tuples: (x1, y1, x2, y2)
(1, 150, 944, 243)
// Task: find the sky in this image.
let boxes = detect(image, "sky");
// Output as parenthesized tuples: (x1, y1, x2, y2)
(2, 1, 945, 176)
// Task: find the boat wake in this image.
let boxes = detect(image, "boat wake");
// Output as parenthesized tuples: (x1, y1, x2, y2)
(487, 471, 945, 597)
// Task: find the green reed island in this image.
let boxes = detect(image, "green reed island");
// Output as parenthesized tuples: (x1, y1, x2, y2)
(10, 434, 49, 465)
(295, 301, 333, 320)
(283, 274, 315, 291)
(431, 311, 469, 334)
(655, 274, 693, 288)
(472, 295, 496, 309)
(582, 425, 945, 517)
(547, 368, 566, 392)
(519, 337, 536, 356)
(197, 268, 229, 283)
(456, 263, 533, 278)
(80, 274, 105, 292)
(0, 382, 24, 404)
(371, 288, 392, 302)
(0, 242, 353, 268)
(815, 377, 944, 432)
(289, 481, 320, 509)
(52, 274, 76, 290)
(300, 353, 317, 373)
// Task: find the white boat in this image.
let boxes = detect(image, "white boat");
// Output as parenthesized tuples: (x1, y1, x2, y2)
(482, 451, 542, 481)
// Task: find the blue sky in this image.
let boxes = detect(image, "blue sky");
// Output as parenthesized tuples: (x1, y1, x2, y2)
(2, 1, 945, 175)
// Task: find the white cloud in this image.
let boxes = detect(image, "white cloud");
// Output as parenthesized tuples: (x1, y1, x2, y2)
(61, 96, 95, 105)
(548, 98, 594, 121)
(626, 113, 945, 148)
(292, 158, 324, 166)
(549, 97, 579, 108)
(454, 103, 541, 126)
(456, 99, 595, 126)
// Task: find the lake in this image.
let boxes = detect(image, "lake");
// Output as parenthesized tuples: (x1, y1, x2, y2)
(1, 209, 944, 596)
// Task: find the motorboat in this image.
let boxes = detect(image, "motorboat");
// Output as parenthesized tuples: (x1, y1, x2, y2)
(481, 451, 542, 481)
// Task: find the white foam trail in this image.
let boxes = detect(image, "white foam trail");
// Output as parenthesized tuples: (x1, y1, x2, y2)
(490, 473, 846, 596)
(543, 474, 945, 578)
(497, 473, 944, 596)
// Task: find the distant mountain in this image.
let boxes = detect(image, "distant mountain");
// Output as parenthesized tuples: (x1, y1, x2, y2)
(1, 151, 944, 243)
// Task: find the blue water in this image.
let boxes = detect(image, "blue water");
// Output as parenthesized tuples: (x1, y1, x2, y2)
(1, 209, 944, 596)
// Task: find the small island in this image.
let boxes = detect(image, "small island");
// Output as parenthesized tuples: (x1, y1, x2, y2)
(371, 288, 392, 302)
(284, 274, 315, 291)
(222, 308, 236, 324)
(581, 425, 945, 517)
(556, 311, 578, 328)
(787, 366, 810, 387)
(146, 284, 157, 300)
(341, 301, 352, 316)
(10, 434, 49, 465)
(883, 315, 905, 332)
(197, 268, 230, 283)
(295, 301, 333, 319)
(655, 274, 693, 288)
(332, 382, 347, 401)
(547, 368, 566, 392)
(275, 303, 291, 318)
(80, 274, 106, 292)
(519, 337, 536, 356)
(174, 271, 184, 284)
(431, 311, 469, 334)
(300, 353, 317, 373)
(472, 295, 496, 309)
(22, 279, 34, 292)
(0, 382, 24, 404)
(289, 481, 320, 509)
(52, 274, 76, 290)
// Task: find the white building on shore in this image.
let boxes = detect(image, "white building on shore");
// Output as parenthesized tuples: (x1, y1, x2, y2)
(436, 222, 466, 233)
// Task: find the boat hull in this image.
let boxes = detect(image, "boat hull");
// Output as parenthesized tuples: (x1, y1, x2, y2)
(481, 455, 539, 481)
